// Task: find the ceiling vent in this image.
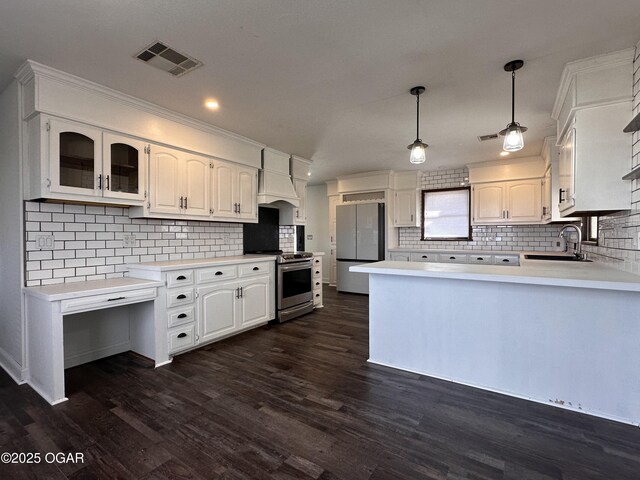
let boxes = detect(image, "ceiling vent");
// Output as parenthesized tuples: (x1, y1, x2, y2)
(134, 41, 202, 77)
(477, 133, 499, 142)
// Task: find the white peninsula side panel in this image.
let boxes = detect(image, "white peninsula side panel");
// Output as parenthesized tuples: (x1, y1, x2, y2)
(358, 264, 640, 426)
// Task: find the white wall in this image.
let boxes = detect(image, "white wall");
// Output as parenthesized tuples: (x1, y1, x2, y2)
(305, 184, 330, 282)
(0, 80, 26, 382)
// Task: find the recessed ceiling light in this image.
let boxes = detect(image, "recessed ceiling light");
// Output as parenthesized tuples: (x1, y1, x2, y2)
(307, 172, 311, 176)
(205, 99, 219, 110)
(500, 151, 510, 156)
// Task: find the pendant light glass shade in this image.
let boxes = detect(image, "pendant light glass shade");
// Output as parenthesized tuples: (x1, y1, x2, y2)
(409, 140, 427, 164)
(502, 123, 524, 152)
(407, 86, 427, 164)
(499, 60, 527, 152)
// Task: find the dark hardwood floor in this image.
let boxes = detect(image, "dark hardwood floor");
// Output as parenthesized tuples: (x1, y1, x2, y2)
(2, 286, 640, 479)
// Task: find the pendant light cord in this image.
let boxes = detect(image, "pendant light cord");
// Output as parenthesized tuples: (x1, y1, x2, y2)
(511, 70, 516, 125)
(416, 93, 420, 140)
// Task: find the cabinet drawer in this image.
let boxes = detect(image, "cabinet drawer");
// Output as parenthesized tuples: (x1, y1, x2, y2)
(438, 254, 468, 264)
(312, 267, 322, 278)
(313, 279, 323, 290)
(468, 254, 493, 264)
(166, 287, 195, 308)
(60, 287, 156, 314)
(167, 305, 195, 328)
(166, 270, 194, 288)
(313, 291, 322, 305)
(196, 265, 237, 284)
(313, 257, 322, 266)
(238, 262, 272, 278)
(410, 252, 437, 262)
(494, 255, 520, 266)
(168, 324, 196, 354)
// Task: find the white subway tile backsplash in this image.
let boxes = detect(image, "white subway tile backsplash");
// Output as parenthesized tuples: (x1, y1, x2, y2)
(24, 201, 244, 286)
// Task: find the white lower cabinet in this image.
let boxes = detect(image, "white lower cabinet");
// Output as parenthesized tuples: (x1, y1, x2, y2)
(389, 250, 520, 267)
(198, 280, 238, 344)
(390, 252, 411, 261)
(197, 265, 275, 346)
(312, 254, 324, 308)
(129, 259, 275, 357)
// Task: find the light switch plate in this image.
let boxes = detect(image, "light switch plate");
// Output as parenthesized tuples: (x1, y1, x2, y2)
(122, 234, 137, 247)
(35, 234, 55, 250)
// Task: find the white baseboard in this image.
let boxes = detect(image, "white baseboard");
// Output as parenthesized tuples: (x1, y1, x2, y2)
(368, 359, 640, 427)
(0, 345, 26, 385)
(64, 342, 131, 369)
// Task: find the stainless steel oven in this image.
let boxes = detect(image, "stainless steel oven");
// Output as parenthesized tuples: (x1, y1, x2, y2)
(277, 253, 314, 322)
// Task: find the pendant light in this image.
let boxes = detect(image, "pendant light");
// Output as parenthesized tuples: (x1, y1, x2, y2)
(499, 60, 527, 152)
(407, 86, 428, 164)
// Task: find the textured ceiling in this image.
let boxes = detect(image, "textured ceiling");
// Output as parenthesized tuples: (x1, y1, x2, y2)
(0, 0, 638, 183)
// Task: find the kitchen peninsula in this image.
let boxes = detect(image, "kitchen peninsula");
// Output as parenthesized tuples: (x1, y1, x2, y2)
(351, 258, 640, 425)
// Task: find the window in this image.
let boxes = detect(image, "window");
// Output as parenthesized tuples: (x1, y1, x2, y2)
(581, 216, 598, 244)
(421, 187, 471, 240)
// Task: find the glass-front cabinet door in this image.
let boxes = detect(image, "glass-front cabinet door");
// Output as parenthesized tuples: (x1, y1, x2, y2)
(48, 118, 102, 196)
(102, 133, 147, 201)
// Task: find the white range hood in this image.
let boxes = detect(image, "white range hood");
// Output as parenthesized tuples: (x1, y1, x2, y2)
(258, 148, 300, 207)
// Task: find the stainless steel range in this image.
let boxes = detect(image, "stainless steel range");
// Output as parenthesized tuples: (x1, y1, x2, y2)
(277, 252, 314, 322)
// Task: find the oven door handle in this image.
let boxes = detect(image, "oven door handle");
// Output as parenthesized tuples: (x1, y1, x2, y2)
(279, 261, 312, 272)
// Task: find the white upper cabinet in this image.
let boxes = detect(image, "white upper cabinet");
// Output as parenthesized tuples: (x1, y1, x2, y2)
(236, 165, 258, 221)
(48, 118, 103, 197)
(392, 171, 420, 227)
(183, 154, 211, 217)
(472, 179, 541, 225)
(102, 133, 146, 202)
(148, 144, 209, 218)
(212, 160, 258, 221)
(551, 49, 633, 215)
(149, 146, 182, 215)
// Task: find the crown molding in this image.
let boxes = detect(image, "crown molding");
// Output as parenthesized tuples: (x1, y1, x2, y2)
(551, 48, 634, 120)
(14, 59, 266, 150)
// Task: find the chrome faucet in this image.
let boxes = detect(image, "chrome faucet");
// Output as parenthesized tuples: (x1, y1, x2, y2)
(559, 224, 582, 258)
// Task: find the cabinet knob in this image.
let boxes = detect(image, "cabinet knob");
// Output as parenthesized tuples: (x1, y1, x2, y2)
(177, 332, 187, 339)
(177, 294, 187, 299)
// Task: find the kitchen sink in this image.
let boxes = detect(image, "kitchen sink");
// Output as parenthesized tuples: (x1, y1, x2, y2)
(524, 254, 592, 262)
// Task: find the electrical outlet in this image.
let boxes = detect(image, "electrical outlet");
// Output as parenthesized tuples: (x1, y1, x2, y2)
(35, 234, 55, 250)
(122, 234, 137, 247)
(307, 235, 313, 240)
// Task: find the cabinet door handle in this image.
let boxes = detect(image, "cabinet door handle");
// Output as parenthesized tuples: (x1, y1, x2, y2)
(215, 271, 223, 276)
(98, 174, 102, 190)
(239, 286, 243, 298)
(176, 294, 187, 299)
(559, 188, 565, 203)
(422, 255, 428, 259)
(502, 259, 510, 263)
(315, 282, 320, 286)
(252, 267, 259, 271)
(315, 293, 320, 297)
(477, 257, 483, 261)
(506, 210, 509, 219)
(177, 313, 188, 319)
(184, 197, 188, 209)
(177, 332, 187, 339)
(105, 175, 110, 190)
(107, 296, 125, 301)
(176, 275, 187, 280)
(180, 196, 184, 209)
(235, 287, 240, 299)
(237, 203, 241, 213)
(449, 256, 456, 260)
(410, 214, 413, 222)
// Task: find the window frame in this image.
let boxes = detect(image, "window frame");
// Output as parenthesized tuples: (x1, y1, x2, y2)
(420, 186, 472, 241)
(581, 215, 598, 245)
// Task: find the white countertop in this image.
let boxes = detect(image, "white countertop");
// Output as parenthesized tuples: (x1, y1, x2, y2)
(23, 277, 164, 302)
(126, 254, 278, 271)
(351, 259, 640, 292)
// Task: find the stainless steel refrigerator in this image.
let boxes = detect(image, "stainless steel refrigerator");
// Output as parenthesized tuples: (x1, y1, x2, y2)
(336, 203, 385, 294)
